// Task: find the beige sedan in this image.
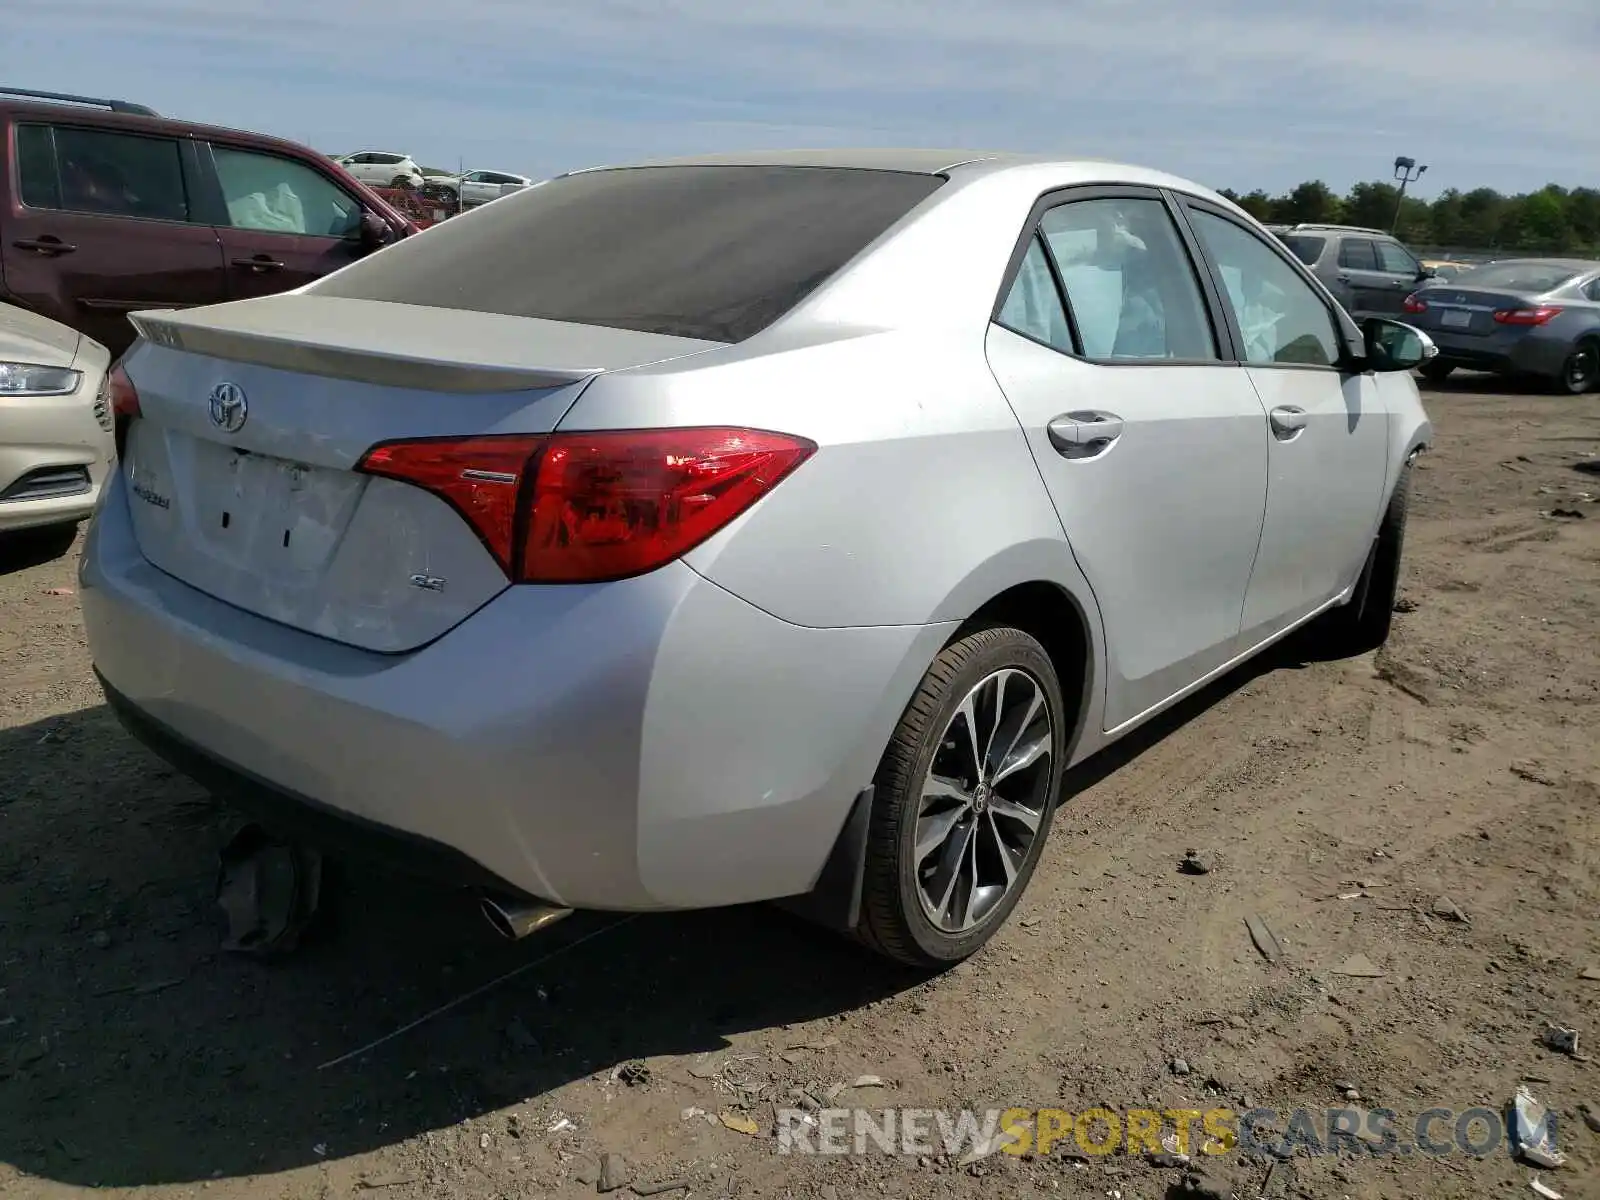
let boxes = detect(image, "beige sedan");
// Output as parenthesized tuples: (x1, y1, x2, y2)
(0, 303, 114, 556)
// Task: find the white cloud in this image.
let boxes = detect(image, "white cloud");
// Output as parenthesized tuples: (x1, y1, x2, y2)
(8, 0, 1598, 193)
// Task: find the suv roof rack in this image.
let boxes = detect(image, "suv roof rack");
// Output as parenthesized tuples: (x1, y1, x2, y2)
(0, 86, 158, 117)
(1290, 223, 1390, 236)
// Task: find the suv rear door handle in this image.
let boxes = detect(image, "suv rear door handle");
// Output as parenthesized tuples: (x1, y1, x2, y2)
(13, 237, 76, 256)
(1269, 405, 1309, 438)
(1336, 273, 1352, 284)
(231, 256, 285, 272)
(1047, 411, 1125, 458)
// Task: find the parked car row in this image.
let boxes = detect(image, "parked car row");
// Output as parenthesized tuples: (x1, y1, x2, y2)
(335, 150, 534, 211)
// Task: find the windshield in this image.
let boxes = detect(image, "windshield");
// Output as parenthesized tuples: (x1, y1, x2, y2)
(1277, 234, 1325, 266)
(1454, 262, 1585, 293)
(311, 165, 945, 343)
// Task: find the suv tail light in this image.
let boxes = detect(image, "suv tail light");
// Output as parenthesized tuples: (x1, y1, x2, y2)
(107, 363, 141, 458)
(357, 427, 816, 583)
(1401, 293, 1428, 314)
(1493, 305, 1562, 326)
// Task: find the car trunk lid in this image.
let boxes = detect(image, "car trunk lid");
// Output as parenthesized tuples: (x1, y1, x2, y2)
(1414, 287, 1549, 337)
(118, 294, 721, 653)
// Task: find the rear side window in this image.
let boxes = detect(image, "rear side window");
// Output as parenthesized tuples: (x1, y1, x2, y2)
(1338, 239, 1379, 271)
(1277, 234, 1325, 266)
(17, 125, 189, 222)
(311, 165, 945, 343)
(997, 237, 1074, 353)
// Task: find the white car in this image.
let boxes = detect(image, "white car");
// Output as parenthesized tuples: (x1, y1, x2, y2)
(1, 302, 114, 557)
(457, 169, 534, 207)
(337, 152, 425, 190)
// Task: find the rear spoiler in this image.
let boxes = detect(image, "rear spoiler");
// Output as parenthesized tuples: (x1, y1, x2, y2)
(127, 301, 605, 394)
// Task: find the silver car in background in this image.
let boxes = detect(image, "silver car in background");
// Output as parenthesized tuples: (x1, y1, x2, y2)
(1404, 257, 1600, 393)
(0, 302, 114, 557)
(80, 151, 1433, 967)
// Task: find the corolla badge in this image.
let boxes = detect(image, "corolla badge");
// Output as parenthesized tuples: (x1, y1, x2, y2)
(208, 382, 248, 433)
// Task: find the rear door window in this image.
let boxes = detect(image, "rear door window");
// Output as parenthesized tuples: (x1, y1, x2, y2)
(211, 145, 363, 238)
(17, 124, 190, 222)
(310, 165, 945, 343)
(1338, 239, 1379, 271)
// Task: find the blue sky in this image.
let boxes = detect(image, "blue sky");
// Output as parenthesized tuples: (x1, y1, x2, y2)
(13, 0, 1598, 197)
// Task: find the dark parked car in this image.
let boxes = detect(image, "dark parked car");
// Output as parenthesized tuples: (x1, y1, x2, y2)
(1, 87, 417, 357)
(1402, 258, 1600, 393)
(1271, 223, 1434, 321)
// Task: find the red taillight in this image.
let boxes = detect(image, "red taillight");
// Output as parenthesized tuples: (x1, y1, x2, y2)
(107, 363, 141, 457)
(1402, 293, 1428, 314)
(356, 427, 816, 583)
(1493, 305, 1562, 326)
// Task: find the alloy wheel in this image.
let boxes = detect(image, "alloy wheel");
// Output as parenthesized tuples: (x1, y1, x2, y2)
(1564, 342, 1598, 393)
(914, 667, 1055, 933)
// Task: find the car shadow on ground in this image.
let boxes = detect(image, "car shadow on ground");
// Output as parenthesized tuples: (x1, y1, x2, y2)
(0, 633, 1318, 1188)
(0, 526, 79, 578)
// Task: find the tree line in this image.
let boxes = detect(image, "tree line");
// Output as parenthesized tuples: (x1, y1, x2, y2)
(1216, 180, 1600, 255)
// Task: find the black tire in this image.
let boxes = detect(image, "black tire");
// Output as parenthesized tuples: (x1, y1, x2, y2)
(1552, 338, 1600, 395)
(389, 174, 415, 190)
(1418, 359, 1455, 383)
(1310, 462, 1411, 657)
(856, 625, 1066, 969)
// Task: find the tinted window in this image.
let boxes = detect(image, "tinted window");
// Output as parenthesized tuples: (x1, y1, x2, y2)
(1586, 278, 1600, 302)
(1039, 197, 1216, 361)
(312, 165, 944, 343)
(1189, 210, 1341, 368)
(1377, 241, 1419, 275)
(1459, 262, 1585, 293)
(1278, 234, 1325, 266)
(15, 124, 60, 209)
(1339, 239, 1379, 271)
(213, 146, 363, 238)
(19, 125, 188, 221)
(996, 237, 1073, 353)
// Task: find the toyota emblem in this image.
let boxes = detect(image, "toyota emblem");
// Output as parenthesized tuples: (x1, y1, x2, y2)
(208, 382, 248, 433)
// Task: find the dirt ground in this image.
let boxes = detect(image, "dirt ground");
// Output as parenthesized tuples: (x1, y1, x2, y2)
(2, 376, 1598, 1200)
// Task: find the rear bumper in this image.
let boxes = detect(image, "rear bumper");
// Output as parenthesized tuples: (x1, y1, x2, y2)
(1424, 328, 1569, 377)
(81, 474, 949, 910)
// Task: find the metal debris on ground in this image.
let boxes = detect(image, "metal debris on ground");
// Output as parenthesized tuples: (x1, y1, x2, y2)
(633, 1179, 690, 1196)
(614, 1060, 652, 1087)
(1430, 896, 1469, 923)
(1511, 1086, 1567, 1169)
(1245, 915, 1282, 963)
(1542, 508, 1585, 519)
(1579, 966, 1600, 982)
(1578, 1102, 1600, 1134)
(1531, 1177, 1563, 1199)
(1541, 1025, 1579, 1056)
(1511, 762, 1559, 786)
(1332, 954, 1386, 978)
(215, 823, 324, 958)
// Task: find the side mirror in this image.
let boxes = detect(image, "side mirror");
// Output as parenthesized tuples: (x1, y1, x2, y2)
(356, 210, 394, 249)
(1417, 265, 1437, 280)
(1361, 317, 1436, 373)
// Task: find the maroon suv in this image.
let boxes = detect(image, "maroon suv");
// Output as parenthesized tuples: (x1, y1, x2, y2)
(1, 87, 417, 356)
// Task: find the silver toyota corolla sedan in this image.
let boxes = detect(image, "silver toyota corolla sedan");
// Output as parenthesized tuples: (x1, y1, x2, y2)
(80, 150, 1434, 966)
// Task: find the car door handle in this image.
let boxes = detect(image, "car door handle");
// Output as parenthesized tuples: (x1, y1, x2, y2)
(13, 237, 76, 256)
(1269, 405, 1309, 438)
(1047, 411, 1125, 458)
(1336, 274, 1352, 284)
(231, 256, 285, 272)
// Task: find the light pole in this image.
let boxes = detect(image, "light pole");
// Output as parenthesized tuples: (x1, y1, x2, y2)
(1391, 156, 1427, 234)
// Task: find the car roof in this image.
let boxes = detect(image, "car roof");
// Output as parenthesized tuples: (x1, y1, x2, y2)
(567, 148, 1233, 201)
(0, 96, 339, 161)
(1475, 256, 1600, 272)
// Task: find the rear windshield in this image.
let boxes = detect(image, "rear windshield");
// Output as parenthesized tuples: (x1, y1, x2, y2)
(1277, 234, 1325, 266)
(1455, 262, 1585, 293)
(312, 165, 946, 343)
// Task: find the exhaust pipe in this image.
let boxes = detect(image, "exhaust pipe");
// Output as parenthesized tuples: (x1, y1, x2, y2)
(480, 894, 574, 940)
